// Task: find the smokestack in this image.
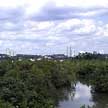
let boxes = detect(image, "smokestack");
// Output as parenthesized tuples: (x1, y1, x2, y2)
(66, 46, 69, 57)
(70, 46, 72, 57)
(73, 49, 75, 57)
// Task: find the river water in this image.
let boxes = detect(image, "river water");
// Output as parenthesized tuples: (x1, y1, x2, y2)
(58, 82, 108, 108)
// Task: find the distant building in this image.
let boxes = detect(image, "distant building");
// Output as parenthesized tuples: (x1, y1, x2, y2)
(0, 54, 9, 60)
(0, 52, 108, 61)
(46, 54, 68, 60)
(101, 54, 108, 59)
(16, 54, 43, 60)
(52, 54, 67, 59)
(44, 55, 52, 60)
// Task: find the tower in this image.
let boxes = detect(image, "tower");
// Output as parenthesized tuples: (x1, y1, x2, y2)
(6, 48, 15, 56)
(70, 46, 72, 57)
(66, 46, 69, 57)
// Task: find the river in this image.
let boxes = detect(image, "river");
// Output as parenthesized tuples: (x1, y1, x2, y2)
(58, 82, 108, 108)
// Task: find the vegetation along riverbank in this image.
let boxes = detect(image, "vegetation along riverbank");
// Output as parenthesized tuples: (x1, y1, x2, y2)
(0, 58, 108, 108)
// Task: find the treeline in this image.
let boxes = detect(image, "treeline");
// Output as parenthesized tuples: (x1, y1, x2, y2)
(75, 52, 106, 59)
(73, 59, 108, 93)
(0, 59, 75, 108)
(0, 59, 108, 108)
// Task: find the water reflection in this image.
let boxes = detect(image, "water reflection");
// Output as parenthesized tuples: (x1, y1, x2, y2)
(59, 82, 94, 108)
(59, 81, 108, 108)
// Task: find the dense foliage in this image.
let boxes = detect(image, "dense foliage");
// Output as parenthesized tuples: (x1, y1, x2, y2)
(0, 58, 108, 108)
(0, 59, 75, 108)
(73, 59, 108, 93)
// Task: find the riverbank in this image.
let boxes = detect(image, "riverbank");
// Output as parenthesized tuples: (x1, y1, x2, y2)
(0, 59, 108, 108)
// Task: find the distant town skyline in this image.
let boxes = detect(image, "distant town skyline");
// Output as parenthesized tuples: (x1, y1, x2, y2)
(0, 0, 108, 54)
(0, 48, 105, 56)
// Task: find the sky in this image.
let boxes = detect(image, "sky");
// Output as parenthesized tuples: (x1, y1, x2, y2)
(0, 0, 108, 55)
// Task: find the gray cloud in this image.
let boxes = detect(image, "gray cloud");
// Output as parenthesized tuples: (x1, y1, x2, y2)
(0, 7, 25, 22)
(0, 7, 25, 32)
(30, 3, 108, 21)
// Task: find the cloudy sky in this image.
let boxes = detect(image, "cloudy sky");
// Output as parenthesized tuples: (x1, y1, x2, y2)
(0, 0, 108, 55)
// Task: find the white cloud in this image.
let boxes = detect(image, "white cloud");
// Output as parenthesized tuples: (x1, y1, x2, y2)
(73, 19, 96, 34)
(78, 9, 108, 16)
(25, 0, 49, 15)
(0, 0, 107, 54)
(0, 0, 108, 14)
(53, 0, 108, 7)
(56, 19, 81, 30)
(37, 21, 54, 30)
(95, 24, 108, 37)
(0, 0, 21, 7)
